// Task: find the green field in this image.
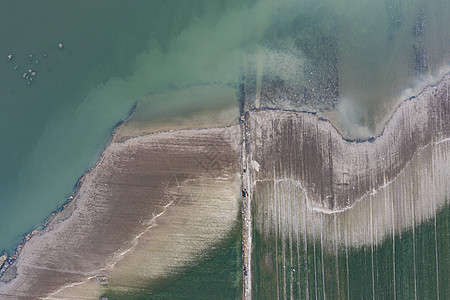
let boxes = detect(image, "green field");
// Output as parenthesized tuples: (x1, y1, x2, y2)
(102, 221, 242, 300)
(253, 203, 449, 299)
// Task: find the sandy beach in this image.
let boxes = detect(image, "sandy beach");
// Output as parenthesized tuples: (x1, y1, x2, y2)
(0, 72, 448, 299)
(249, 73, 449, 248)
(247, 73, 449, 299)
(0, 124, 241, 299)
(113, 84, 240, 142)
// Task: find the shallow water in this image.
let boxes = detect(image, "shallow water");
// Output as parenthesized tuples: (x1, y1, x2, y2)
(243, 0, 450, 137)
(0, 0, 249, 254)
(0, 0, 449, 297)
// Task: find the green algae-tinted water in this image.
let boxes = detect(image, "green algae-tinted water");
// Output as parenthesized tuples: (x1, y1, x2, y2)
(0, 0, 449, 297)
(1, 0, 449, 256)
(244, 0, 450, 137)
(252, 204, 449, 299)
(0, 0, 251, 254)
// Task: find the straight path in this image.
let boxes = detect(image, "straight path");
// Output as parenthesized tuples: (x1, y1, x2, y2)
(241, 114, 252, 300)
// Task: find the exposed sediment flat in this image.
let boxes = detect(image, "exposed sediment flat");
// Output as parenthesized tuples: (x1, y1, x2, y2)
(0, 126, 241, 299)
(1, 71, 448, 299)
(114, 85, 240, 142)
(248, 74, 449, 248)
(247, 74, 449, 299)
(114, 106, 239, 143)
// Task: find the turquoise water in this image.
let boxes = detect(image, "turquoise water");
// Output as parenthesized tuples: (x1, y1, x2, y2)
(0, 0, 449, 297)
(0, 0, 250, 254)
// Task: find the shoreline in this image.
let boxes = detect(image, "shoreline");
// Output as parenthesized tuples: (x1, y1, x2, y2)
(1, 71, 449, 278)
(0, 123, 242, 298)
(0, 71, 448, 296)
(0, 102, 139, 279)
(0, 97, 239, 280)
(249, 72, 449, 248)
(0, 123, 241, 282)
(255, 71, 450, 143)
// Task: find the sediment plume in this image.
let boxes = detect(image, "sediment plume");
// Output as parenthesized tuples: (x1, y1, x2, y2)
(113, 85, 240, 142)
(0, 71, 448, 299)
(0, 126, 241, 299)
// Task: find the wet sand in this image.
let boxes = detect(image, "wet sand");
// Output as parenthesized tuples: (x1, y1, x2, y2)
(0, 73, 448, 299)
(114, 106, 239, 142)
(113, 84, 240, 142)
(242, 74, 448, 300)
(248, 73, 449, 248)
(247, 74, 449, 299)
(0, 125, 241, 299)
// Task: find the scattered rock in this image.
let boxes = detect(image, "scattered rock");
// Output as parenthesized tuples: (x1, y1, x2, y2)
(0, 254, 7, 268)
(414, 42, 429, 73)
(58, 43, 64, 49)
(96, 275, 109, 285)
(414, 9, 426, 36)
(21, 69, 37, 85)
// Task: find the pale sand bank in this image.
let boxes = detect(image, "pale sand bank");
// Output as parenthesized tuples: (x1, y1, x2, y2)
(0, 125, 241, 299)
(249, 73, 449, 248)
(114, 84, 240, 142)
(115, 106, 239, 142)
(0, 73, 448, 299)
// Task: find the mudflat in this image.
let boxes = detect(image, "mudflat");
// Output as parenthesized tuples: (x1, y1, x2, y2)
(1, 73, 448, 299)
(248, 74, 449, 251)
(0, 125, 241, 299)
(246, 75, 449, 300)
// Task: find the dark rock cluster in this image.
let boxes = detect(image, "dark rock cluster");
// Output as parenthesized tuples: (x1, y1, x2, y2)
(412, 9, 429, 74)
(414, 42, 429, 73)
(5, 42, 64, 85)
(414, 9, 426, 36)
